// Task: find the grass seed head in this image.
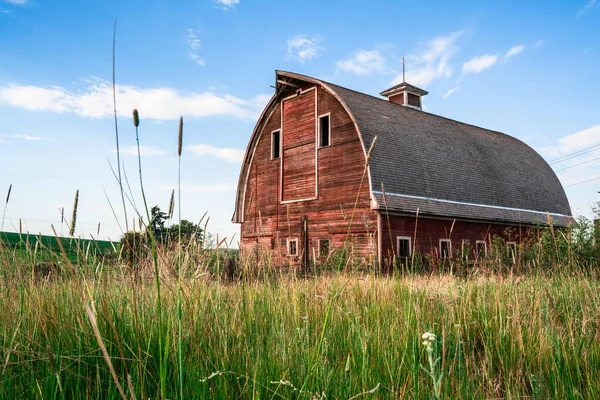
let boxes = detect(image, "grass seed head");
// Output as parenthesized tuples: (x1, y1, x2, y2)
(178, 116, 183, 157)
(69, 189, 79, 237)
(133, 109, 140, 128)
(5, 184, 12, 204)
(168, 189, 175, 219)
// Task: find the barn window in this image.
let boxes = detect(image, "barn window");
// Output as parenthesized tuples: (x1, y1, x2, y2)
(407, 93, 421, 108)
(271, 130, 281, 159)
(287, 238, 298, 256)
(507, 242, 517, 262)
(318, 239, 330, 257)
(318, 114, 330, 148)
(396, 236, 411, 266)
(439, 239, 451, 260)
(476, 240, 487, 258)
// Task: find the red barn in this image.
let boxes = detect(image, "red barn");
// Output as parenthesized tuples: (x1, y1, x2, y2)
(232, 71, 573, 268)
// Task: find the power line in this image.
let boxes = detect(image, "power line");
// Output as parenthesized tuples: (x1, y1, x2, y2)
(555, 155, 600, 172)
(549, 143, 600, 165)
(563, 175, 600, 188)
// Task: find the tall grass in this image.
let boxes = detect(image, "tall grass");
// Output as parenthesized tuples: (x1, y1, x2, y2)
(0, 254, 599, 398)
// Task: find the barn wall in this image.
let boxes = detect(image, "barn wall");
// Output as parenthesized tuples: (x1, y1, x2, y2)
(241, 85, 377, 266)
(379, 213, 527, 267)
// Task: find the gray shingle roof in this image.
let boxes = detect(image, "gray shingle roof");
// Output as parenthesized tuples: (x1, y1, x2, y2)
(277, 71, 572, 227)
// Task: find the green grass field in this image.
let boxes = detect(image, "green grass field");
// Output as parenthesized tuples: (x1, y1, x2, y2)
(0, 246, 599, 399)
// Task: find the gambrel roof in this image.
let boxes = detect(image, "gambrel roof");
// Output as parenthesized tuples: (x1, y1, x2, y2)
(233, 71, 573, 227)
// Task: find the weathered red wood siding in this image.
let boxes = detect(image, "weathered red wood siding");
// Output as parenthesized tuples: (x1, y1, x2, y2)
(241, 85, 377, 266)
(379, 214, 526, 266)
(282, 89, 316, 201)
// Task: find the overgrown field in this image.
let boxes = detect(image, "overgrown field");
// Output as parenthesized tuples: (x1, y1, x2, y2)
(1, 266, 599, 399)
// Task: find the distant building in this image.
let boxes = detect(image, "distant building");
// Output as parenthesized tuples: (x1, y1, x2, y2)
(233, 71, 573, 268)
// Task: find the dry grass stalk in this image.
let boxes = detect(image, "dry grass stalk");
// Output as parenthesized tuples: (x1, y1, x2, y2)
(84, 303, 127, 400)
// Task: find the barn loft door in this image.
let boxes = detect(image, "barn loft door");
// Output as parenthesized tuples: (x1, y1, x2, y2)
(281, 87, 317, 202)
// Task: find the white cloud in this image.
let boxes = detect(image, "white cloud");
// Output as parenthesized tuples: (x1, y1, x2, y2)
(556, 124, 600, 155)
(115, 146, 165, 157)
(0, 78, 270, 121)
(337, 49, 385, 75)
(286, 34, 324, 63)
(214, 0, 239, 9)
(187, 28, 200, 50)
(535, 40, 545, 47)
(538, 124, 600, 188)
(186, 29, 204, 66)
(4, 0, 27, 5)
(187, 144, 245, 162)
(390, 31, 462, 87)
(505, 45, 525, 59)
(0, 133, 41, 140)
(462, 54, 498, 75)
(579, 0, 599, 15)
(443, 87, 459, 99)
(189, 53, 205, 66)
(165, 183, 237, 192)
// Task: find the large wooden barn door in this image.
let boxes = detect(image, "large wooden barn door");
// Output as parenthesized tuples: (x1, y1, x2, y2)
(281, 88, 317, 202)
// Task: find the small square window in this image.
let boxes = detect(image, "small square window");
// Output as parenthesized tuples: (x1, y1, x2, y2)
(287, 238, 298, 256)
(318, 114, 330, 148)
(476, 241, 487, 258)
(272, 130, 280, 159)
(318, 239, 330, 257)
(440, 239, 451, 260)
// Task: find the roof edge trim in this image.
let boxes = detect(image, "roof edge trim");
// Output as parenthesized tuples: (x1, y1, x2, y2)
(372, 190, 572, 218)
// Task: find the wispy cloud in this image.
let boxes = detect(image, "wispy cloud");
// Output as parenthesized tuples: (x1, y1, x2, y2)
(4, 0, 27, 5)
(214, 0, 239, 10)
(443, 86, 459, 99)
(165, 183, 237, 192)
(578, 0, 599, 15)
(391, 30, 463, 87)
(537, 124, 600, 186)
(115, 146, 166, 157)
(286, 34, 324, 63)
(505, 45, 525, 59)
(187, 144, 245, 162)
(0, 78, 270, 121)
(0, 133, 41, 140)
(186, 29, 205, 66)
(535, 40, 545, 47)
(462, 54, 498, 75)
(337, 49, 386, 75)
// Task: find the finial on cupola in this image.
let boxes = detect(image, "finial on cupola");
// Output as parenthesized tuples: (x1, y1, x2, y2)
(380, 56, 428, 110)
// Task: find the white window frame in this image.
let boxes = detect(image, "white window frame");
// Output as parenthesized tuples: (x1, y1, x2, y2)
(317, 113, 331, 149)
(439, 239, 452, 259)
(396, 236, 412, 257)
(476, 240, 487, 257)
(317, 238, 330, 257)
(271, 129, 281, 160)
(287, 238, 299, 256)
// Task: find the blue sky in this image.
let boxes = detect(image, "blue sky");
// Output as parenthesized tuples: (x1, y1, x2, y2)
(1, 0, 599, 243)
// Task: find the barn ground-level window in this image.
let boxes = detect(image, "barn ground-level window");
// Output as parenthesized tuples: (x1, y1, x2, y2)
(318, 114, 330, 148)
(396, 236, 411, 267)
(440, 239, 451, 260)
(271, 130, 281, 159)
(287, 238, 298, 256)
(507, 242, 517, 263)
(476, 240, 487, 258)
(318, 239, 330, 257)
